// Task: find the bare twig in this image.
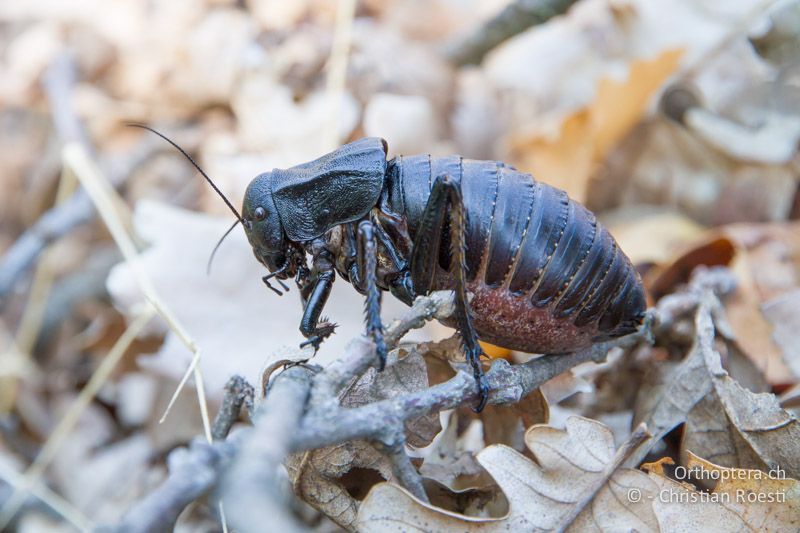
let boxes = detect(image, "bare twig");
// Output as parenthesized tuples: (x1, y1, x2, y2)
(383, 290, 455, 348)
(101, 436, 239, 533)
(374, 427, 429, 504)
(212, 376, 255, 441)
(0, 190, 94, 303)
(221, 367, 311, 533)
(290, 338, 621, 451)
(108, 290, 645, 530)
(446, 0, 580, 66)
(0, 54, 89, 303)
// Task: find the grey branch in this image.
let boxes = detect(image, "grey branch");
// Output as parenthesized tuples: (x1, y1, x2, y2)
(446, 0, 580, 66)
(211, 376, 255, 441)
(101, 437, 239, 533)
(221, 367, 311, 533)
(374, 427, 430, 504)
(290, 337, 621, 451)
(102, 290, 642, 532)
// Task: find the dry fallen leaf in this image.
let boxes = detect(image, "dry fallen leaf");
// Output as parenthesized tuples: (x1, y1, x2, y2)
(286, 440, 392, 531)
(357, 416, 658, 532)
(285, 349, 439, 529)
(724, 223, 800, 384)
(645, 235, 736, 301)
(603, 209, 707, 269)
(462, 389, 549, 454)
(643, 223, 799, 384)
(632, 295, 800, 476)
(763, 288, 800, 379)
(630, 304, 717, 466)
(643, 453, 800, 531)
(684, 374, 800, 480)
(343, 349, 441, 448)
(418, 411, 493, 493)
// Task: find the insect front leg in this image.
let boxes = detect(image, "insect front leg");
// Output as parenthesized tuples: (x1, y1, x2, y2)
(409, 174, 489, 412)
(355, 220, 387, 370)
(299, 243, 337, 352)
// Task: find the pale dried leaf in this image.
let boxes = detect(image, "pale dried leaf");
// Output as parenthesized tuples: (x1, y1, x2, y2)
(643, 453, 800, 531)
(357, 417, 659, 532)
(540, 369, 593, 405)
(486, 0, 769, 132)
(419, 411, 492, 492)
(683, 392, 767, 472)
(630, 308, 715, 465)
(286, 441, 392, 531)
(604, 209, 706, 268)
(363, 93, 440, 155)
(763, 289, 800, 379)
(632, 294, 800, 475)
(422, 478, 509, 521)
(343, 350, 441, 448)
(682, 308, 800, 477)
(284, 351, 439, 528)
(466, 389, 549, 452)
(695, 376, 800, 479)
(686, 107, 800, 165)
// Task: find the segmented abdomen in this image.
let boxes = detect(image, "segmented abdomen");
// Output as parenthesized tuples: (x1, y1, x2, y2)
(389, 154, 646, 345)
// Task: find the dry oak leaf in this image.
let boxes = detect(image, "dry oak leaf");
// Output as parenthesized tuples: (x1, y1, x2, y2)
(763, 288, 800, 380)
(682, 369, 800, 479)
(685, 299, 800, 476)
(419, 410, 495, 493)
(646, 222, 800, 384)
(643, 453, 800, 532)
(631, 296, 800, 475)
(357, 416, 659, 532)
(286, 440, 392, 531)
(285, 349, 437, 529)
(629, 300, 718, 467)
(343, 349, 441, 448)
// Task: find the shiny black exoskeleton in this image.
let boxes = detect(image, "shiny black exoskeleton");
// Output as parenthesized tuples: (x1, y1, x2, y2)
(240, 138, 646, 412)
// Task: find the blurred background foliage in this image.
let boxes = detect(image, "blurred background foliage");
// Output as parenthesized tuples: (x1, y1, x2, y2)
(0, 0, 799, 530)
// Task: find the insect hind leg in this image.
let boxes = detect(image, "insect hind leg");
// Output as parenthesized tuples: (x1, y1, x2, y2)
(410, 174, 489, 412)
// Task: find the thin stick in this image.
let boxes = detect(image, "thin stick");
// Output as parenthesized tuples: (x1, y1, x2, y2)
(62, 142, 226, 528)
(322, 0, 357, 152)
(446, 0, 579, 66)
(158, 351, 200, 425)
(62, 143, 212, 434)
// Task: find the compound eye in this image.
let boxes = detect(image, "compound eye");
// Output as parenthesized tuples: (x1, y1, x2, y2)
(254, 207, 267, 221)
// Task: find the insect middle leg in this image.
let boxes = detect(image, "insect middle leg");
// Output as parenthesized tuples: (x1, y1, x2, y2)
(348, 220, 388, 370)
(409, 174, 489, 412)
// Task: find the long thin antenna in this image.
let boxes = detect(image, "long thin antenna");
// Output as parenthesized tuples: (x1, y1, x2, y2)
(127, 123, 244, 223)
(206, 219, 240, 275)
